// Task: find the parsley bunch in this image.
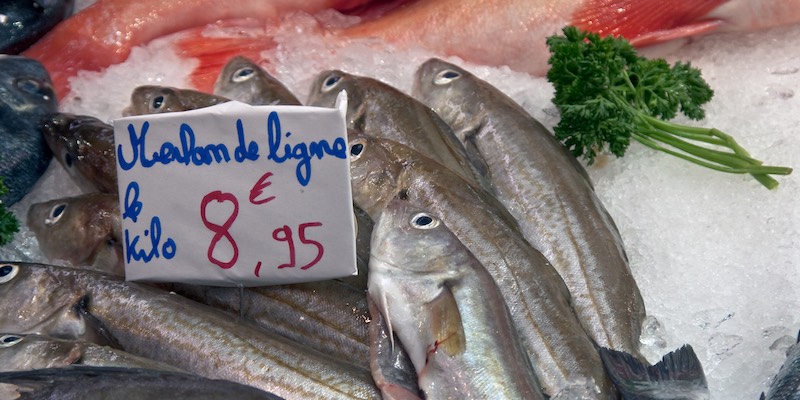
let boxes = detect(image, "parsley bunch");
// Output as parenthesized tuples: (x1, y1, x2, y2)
(546, 26, 792, 189)
(0, 178, 19, 245)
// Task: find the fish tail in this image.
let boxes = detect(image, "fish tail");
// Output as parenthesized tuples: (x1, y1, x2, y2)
(174, 21, 277, 93)
(570, 0, 727, 47)
(599, 344, 710, 400)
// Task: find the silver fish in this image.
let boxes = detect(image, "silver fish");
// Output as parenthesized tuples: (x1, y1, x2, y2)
(40, 112, 118, 193)
(26, 193, 122, 276)
(306, 70, 486, 188)
(762, 331, 800, 400)
(369, 199, 545, 399)
(122, 85, 230, 116)
(0, 263, 380, 399)
(413, 58, 645, 359)
(0, 366, 283, 400)
(347, 133, 614, 398)
(214, 56, 301, 105)
(0, 333, 183, 373)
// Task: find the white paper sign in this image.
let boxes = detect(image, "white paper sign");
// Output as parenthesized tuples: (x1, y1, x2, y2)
(113, 94, 356, 286)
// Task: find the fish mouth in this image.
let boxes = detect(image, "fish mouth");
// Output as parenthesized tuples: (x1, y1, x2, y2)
(71, 294, 122, 349)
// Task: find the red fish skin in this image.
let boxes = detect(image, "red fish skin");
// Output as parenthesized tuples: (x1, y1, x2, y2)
(22, 0, 373, 99)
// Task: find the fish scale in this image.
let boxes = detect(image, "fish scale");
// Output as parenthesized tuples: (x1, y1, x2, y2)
(0, 263, 380, 399)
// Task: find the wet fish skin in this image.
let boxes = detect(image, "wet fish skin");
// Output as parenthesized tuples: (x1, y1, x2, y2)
(307, 71, 486, 188)
(168, 279, 371, 370)
(41, 112, 118, 193)
(214, 56, 302, 105)
(0, 0, 74, 54)
(0, 333, 184, 373)
(0, 262, 380, 399)
(347, 132, 614, 398)
(122, 85, 230, 116)
(0, 366, 284, 400)
(369, 199, 545, 399)
(762, 331, 800, 400)
(26, 193, 123, 276)
(0, 55, 57, 205)
(413, 58, 645, 359)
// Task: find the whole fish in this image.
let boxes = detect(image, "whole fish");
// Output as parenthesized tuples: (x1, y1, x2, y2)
(214, 56, 302, 105)
(0, 55, 57, 205)
(307, 72, 485, 188)
(0, 366, 283, 400)
(413, 58, 645, 360)
(0, 0, 74, 54)
(41, 112, 118, 193)
(347, 132, 614, 398)
(122, 85, 230, 116)
(0, 333, 184, 373)
(369, 199, 545, 399)
(0, 262, 381, 399)
(26, 193, 123, 276)
(762, 331, 800, 400)
(168, 279, 371, 370)
(22, 0, 800, 97)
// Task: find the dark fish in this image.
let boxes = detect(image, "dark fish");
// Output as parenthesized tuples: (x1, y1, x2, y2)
(122, 85, 230, 116)
(214, 56, 301, 105)
(0, 366, 284, 400)
(26, 193, 122, 276)
(413, 58, 645, 359)
(0, 55, 57, 205)
(0, 263, 381, 399)
(0, 0, 74, 54)
(306, 70, 487, 189)
(41, 112, 118, 193)
(762, 331, 800, 400)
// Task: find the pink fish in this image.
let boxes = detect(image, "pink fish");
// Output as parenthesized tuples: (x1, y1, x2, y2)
(23, 0, 800, 99)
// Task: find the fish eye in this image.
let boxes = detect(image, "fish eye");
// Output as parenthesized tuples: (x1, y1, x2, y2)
(0, 335, 22, 347)
(151, 95, 165, 111)
(0, 264, 18, 284)
(45, 203, 67, 226)
(434, 69, 461, 85)
(349, 139, 366, 161)
(410, 212, 439, 229)
(232, 67, 255, 83)
(321, 74, 342, 92)
(14, 78, 41, 94)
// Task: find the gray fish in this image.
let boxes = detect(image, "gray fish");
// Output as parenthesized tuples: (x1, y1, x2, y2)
(26, 193, 122, 276)
(369, 199, 545, 399)
(122, 85, 230, 116)
(306, 70, 486, 188)
(0, 263, 380, 399)
(762, 331, 800, 400)
(41, 112, 118, 193)
(0, 55, 58, 205)
(0, 366, 283, 400)
(413, 58, 645, 359)
(214, 56, 301, 105)
(367, 297, 420, 400)
(347, 133, 614, 398)
(0, 0, 74, 54)
(0, 333, 183, 373)
(168, 279, 371, 370)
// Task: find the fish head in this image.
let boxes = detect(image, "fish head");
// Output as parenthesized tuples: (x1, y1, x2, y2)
(347, 131, 406, 221)
(214, 56, 263, 101)
(0, 333, 85, 371)
(123, 85, 185, 116)
(0, 55, 57, 115)
(412, 58, 476, 141)
(26, 194, 122, 272)
(40, 112, 115, 192)
(307, 70, 367, 123)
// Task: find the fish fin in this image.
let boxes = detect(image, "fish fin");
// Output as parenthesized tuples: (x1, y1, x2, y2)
(599, 344, 710, 400)
(570, 0, 727, 46)
(173, 21, 278, 93)
(367, 295, 423, 400)
(428, 285, 465, 357)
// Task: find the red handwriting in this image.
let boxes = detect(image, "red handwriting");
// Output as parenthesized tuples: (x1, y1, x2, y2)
(200, 191, 239, 269)
(270, 222, 325, 271)
(249, 172, 275, 205)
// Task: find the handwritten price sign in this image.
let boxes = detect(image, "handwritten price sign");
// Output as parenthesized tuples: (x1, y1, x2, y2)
(113, 95, 356, 286)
